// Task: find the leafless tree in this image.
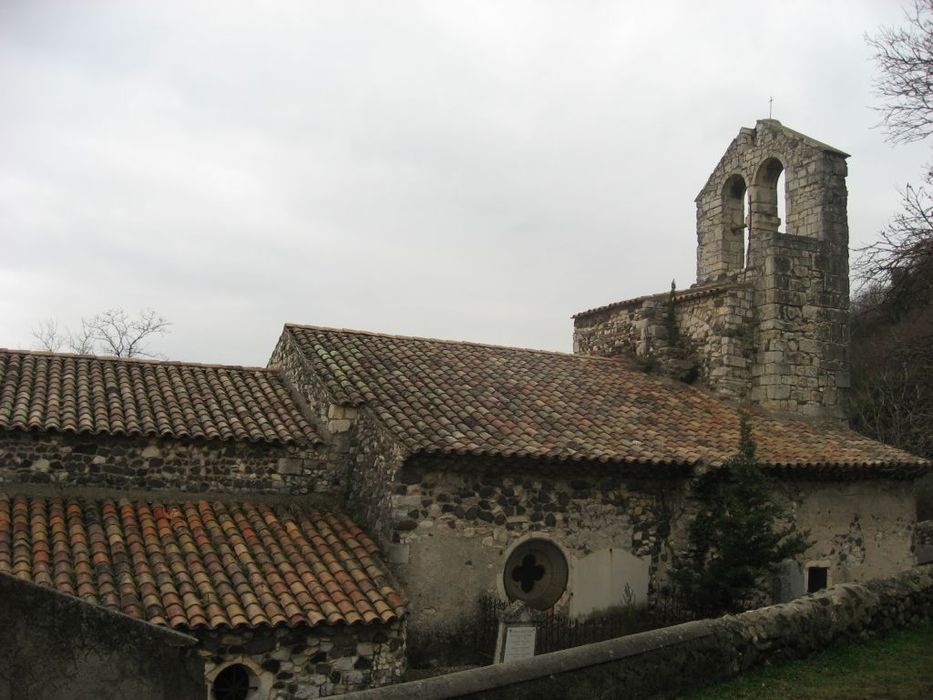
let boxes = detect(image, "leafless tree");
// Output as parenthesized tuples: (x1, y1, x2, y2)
(867, 0, 933, 145)
(32, 308, 170, 358)
(31, 318, 67, 353)
(853, 183, 933, 312)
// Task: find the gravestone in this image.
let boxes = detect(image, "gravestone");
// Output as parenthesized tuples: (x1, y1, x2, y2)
(493, 601, 547, 664)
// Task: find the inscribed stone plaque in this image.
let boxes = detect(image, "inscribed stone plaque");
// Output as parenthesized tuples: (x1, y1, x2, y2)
(501, 625, 537, 663)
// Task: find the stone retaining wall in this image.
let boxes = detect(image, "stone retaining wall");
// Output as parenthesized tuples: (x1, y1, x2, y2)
(339, 565, 933, 700)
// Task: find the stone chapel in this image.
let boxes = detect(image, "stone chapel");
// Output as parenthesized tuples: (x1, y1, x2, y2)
(0, 120, 929, 697)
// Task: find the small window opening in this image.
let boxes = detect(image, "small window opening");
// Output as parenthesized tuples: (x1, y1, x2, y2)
(213, 664, 258, 700)
(806, 566, 828, 593)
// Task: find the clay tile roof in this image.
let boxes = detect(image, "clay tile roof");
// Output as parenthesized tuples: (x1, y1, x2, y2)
(284, 325, 929, 474)
(0, 493, 404, 630)
(0, 349, 318, 445)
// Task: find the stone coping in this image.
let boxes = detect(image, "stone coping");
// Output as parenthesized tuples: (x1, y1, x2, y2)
(339, 620, 713, 699)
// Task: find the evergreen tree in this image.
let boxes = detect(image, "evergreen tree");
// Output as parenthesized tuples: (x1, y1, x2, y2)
(672, 415, 811, 615)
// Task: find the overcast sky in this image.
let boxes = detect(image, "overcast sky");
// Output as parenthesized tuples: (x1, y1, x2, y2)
(1, 1, 929, 366)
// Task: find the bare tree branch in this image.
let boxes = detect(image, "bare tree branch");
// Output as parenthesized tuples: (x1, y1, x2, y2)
(853, 182, 933, 314)
(31, 318, 65, 352)
(67, 322, 95, 355)
(867, 0, 933, 144)
(31, 308, 171, 358)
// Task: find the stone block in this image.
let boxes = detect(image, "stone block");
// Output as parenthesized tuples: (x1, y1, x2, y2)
(766, 385, 791, 400)
(328, 419, 352, 433)
(278, 458, 303, 475)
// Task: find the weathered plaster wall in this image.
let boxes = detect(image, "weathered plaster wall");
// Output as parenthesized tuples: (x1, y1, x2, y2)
(0, 572, 204, 700)
(197, 621, 406, 699)
(383, 460, 683, 663)
(378, 458, 917, 664)
(782, 479, 917, 586)
(0, 430, 329, 495)
(340, 565, 933, 700)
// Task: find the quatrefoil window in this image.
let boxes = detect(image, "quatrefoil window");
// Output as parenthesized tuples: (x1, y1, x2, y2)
(512, 554, 545, 593)
(503, 539, 568, 610)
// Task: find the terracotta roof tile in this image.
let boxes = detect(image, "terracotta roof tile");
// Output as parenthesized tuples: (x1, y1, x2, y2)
(284, 325, 929, 473)
(0, 494, 404, 630)
(0, 349, 317, 445)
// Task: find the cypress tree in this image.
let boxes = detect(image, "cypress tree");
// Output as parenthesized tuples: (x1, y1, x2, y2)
(673, 415, 811, 615)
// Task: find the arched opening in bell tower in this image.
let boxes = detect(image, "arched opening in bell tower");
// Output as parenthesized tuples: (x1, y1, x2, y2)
(751, 157, 785, 238)
(721, 174, 748, 272)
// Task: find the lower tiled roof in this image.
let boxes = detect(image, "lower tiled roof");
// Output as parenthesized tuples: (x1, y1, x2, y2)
(283, 325, 929, 473)
(0, 493, 405, 630)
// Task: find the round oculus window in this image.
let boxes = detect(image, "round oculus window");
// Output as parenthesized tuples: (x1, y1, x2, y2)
(503, 539, 568, 610)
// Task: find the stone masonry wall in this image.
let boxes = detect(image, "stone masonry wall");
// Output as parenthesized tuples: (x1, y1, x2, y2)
(573, 284, 755, 401)
(751, 230, 850, 419)
(198, 621, 406, 699)
(269, 329, 364, 495)
(346, 409, 408, 548)
(0, 430, 330, 496)
(695, 119, 848, 284)
(268, 328, 413, 548)
(697, 119, 850, 420)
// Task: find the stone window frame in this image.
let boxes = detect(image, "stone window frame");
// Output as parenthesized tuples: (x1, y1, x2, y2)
(498, 534, 573, 611)
(206, 657, 271, 700)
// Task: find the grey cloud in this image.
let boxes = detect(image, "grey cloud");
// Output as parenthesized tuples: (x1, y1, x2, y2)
(1, 1, 930, 365)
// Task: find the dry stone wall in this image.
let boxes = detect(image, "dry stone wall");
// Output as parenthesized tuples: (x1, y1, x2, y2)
(0, 430, 329, 495)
